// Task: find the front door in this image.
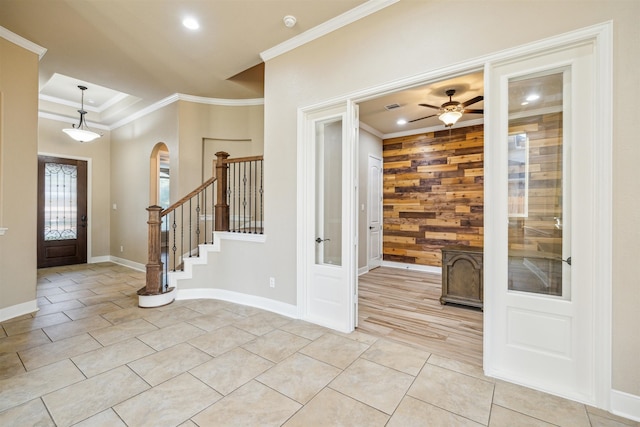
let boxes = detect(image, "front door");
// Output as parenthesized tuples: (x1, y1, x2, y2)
(299, 102, 358, 333)
(485, 41, 598, 402)
(37, 156, 88, 268)
(368, 155, 382, 269)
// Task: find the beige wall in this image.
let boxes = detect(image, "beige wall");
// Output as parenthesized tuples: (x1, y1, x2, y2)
(0, 38, 39, 312)
(109, 101, 264, 266)
(263, 1, 639, 396)
(110, 103, 179, 266)
(177, 101, 264, 193)
(38, 117, 111, 259)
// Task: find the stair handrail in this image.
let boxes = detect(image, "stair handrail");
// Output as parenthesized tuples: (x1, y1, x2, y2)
(161, 175, 216, 216)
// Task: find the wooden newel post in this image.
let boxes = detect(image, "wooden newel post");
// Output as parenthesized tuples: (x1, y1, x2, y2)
(143, 205, 163, 295)
(214, 151, 230, 231)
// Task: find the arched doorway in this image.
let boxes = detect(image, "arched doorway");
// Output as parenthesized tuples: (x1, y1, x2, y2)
(150, 143, 170, 208)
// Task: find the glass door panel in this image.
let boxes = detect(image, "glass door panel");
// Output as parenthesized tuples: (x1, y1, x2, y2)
(507, 71, 569, 297)
(315, 118, 343, 266)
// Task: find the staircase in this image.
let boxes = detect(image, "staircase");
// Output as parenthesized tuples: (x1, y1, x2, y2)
(139, 152, 264, 307)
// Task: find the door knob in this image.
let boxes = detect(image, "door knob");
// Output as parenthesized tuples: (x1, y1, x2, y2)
(315, 237, 331, 243)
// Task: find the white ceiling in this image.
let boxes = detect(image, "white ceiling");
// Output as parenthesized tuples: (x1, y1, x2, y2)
(0, 0, 488, 135)
(358, 71, 485, 135)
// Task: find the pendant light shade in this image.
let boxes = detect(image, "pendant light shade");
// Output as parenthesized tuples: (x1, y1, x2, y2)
(63, 85, 102, 142)
(438, 108, 463, 127)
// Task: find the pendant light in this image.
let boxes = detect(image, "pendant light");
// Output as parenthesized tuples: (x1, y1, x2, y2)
(62, 85, 102, 142)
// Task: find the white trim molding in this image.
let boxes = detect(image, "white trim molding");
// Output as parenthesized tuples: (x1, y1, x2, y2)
(109, 256, 145, 272)
(0, 25, 47, 59)
(381, 260, 441, 275)
(0, 299, 38, 323)
(611, 390, 640, 422)
(177, 288, 297, 319)
(261, 0, 399, 62)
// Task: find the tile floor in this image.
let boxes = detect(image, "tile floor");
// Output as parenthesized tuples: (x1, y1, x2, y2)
(0, 263, 637, 426)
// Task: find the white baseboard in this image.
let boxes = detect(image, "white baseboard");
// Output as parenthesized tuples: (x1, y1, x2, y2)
(358, 266, 369, 276)
(0, 299, 38, 323)
(381, 260, 441, 274)
(611, 389, 640, 422)
(108, 256, 146, 272)
(90, 256, 111, 264)
(177, 288, 297, 319)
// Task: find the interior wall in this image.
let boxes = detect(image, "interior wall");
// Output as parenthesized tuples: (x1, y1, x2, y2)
(110, 101, 264, 267)
(0, 37, 39, 313)
(383, 125, 484, 267)
(177, 101, 264, 195)
(38, 117, 111, 259)
(110, 103, 179, 266)
(263, 0, 639, 397)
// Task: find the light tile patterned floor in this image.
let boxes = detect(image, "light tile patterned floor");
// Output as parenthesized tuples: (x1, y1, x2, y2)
(0, 263, 637, 426)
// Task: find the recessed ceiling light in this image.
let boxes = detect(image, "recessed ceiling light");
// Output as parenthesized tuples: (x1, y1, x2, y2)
(397, 119, 407, 125)
(183, 17, 200, 30)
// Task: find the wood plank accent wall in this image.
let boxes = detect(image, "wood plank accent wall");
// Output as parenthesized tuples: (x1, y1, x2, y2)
(508, 112, 563, 254)
(382, 125, 484, 267)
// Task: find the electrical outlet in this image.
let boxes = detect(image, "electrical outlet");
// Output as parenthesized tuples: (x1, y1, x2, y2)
(269, 277, 275, 288)
(120, 246, 124, 252)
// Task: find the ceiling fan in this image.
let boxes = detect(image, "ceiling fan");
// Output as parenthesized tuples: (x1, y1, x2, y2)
(409, 89, 484, 127)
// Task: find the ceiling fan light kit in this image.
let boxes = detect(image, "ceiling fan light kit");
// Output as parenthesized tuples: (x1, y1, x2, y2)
(439, 107, 463, 127)
(62, 85, 102, 143)
(411, 88, 484, 128)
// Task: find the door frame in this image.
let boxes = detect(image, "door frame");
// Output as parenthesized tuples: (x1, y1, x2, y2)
(38, 152, 93, 263)
(296, 22, 611, 408)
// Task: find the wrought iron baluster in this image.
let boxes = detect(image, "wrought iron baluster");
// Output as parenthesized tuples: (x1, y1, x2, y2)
(189, 199, 192, 258)
(172, 212, 177, 272)
(196, 192, 201, 255)
(260, 159, 264, 234)
(242, 162, 247, 232)
(249, 161, 253, 233)
(180, 205, 184, 269)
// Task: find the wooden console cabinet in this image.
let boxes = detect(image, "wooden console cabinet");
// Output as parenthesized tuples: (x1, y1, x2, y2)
(440, 246, 483, 309)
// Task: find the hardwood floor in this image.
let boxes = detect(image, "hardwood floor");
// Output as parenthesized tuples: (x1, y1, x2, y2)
(357, 266, 483, 366)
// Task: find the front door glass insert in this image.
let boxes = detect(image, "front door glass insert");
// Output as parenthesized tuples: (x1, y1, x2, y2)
(44, 162, 78, 241)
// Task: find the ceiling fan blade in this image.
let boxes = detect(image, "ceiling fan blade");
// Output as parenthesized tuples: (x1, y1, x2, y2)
(408, 114, 437, 123)
(463, 109, 484, 114)
(461, 95, 484, 108)
(418, 103, 441, 110)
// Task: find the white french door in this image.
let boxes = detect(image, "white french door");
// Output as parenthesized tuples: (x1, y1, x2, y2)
(485, 41, 600, 403)
(298, 102, 358, 333)
(368, 155, 383, 269)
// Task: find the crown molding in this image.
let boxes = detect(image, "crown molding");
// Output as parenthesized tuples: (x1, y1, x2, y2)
(177, 93, 264, 107)
(105, 93, 264, 130)
(0, 25, 47, 59)
(260, 0, 400, 62)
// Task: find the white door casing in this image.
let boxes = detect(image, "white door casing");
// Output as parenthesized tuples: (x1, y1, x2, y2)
(295, 23, 611, 409)
(484, 28, 612, 407)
